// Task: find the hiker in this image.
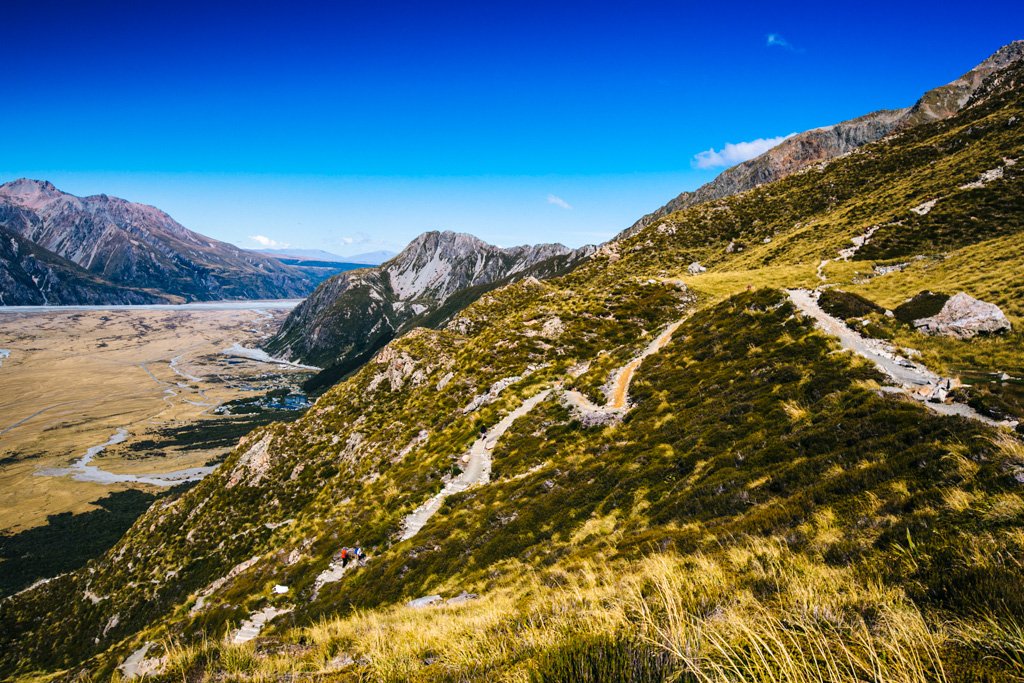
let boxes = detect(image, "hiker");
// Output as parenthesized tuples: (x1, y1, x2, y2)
(340, 547, 351, 568)
(354, 546, 365, 565)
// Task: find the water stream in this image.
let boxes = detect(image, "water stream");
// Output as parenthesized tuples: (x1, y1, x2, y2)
(36, 428, 216, 487)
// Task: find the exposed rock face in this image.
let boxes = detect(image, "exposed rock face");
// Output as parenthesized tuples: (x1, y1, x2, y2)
(0, 221, 164, 305)
(620, 41, 1024, 239)
(913, 292, 1012, 339)
(0, 179, 315, 303)
(265, 231, 592, 375)
(901, 40, 1024, 127)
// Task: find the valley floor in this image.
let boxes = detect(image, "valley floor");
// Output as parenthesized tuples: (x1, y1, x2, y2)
(0, 306, 309, 533)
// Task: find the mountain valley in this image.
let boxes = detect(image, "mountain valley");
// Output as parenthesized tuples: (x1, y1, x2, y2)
(1, 40, 1023, 683)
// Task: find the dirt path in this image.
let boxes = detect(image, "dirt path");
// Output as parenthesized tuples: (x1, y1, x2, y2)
(787, 289, 1014, 428)
(232, 605, 293, 644)
(562, 320, 684, 424)
(400, 387, 554, 541)
(118, 642, 158, 679)
(0, 402, 76, 436)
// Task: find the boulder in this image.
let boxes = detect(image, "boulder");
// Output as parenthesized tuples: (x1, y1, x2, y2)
(687, 262, 707, 275)
(407, 594, 443, 608)
(913, 292, 1012, 339)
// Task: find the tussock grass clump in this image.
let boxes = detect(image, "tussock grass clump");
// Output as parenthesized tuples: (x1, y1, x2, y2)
(818, 289, 884, 321)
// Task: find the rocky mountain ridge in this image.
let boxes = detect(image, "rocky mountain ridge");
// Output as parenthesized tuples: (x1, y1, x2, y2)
(0, 221, 164, 305)
(0, 179, 316, 303)
(264, 230, 590, 385)
(621, 40, 1024, 239)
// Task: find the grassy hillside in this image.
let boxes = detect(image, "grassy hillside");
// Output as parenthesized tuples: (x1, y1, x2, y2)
(2, 59, 1023, 683)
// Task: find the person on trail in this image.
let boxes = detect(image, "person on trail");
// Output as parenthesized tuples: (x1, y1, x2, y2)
(354, 546, 365, 565)
(340, 547, 350, 568)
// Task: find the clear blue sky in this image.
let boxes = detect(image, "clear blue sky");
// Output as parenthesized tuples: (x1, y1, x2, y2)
(3, 1, 1021, 253)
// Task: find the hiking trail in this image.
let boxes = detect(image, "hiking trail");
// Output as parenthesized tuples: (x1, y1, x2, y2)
(227, 320, 685, 645)
(787, 289, 1015, 428)
(562, 320, 683, 424)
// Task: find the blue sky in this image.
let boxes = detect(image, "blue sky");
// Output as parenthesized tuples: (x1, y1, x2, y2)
(3, 1, 1022, 253)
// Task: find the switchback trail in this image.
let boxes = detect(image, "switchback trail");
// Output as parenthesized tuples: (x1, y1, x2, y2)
(400, 386, 554, 540)
(562, 319, 684, 424)
(231, 320, 684, 645)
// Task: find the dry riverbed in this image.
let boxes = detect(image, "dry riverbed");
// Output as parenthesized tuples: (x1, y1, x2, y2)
(0, 306, 312, 532)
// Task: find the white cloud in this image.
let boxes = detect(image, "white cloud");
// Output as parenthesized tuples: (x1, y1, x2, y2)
(766, 33, 802, 52)
(338, 232, 378, 247)
(692, 134, 796, 169)
(248, 234, 288, 248)
(546, 194, 572, 210)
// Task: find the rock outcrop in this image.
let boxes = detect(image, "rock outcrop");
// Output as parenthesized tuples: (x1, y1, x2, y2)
(0, 179, 315, 303)
(913, 292, 1012, 339)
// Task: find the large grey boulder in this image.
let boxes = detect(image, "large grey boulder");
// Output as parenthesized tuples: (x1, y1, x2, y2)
(913, 292, 1012, 339)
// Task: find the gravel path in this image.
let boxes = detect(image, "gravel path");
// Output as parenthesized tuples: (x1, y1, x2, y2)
(118, 642, 161, 679)
(400, 387, 554, 540)
(788, 289, 1013, 428)
(232, 605, 293, 644)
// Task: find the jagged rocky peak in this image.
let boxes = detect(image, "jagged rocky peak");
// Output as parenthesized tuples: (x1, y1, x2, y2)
(0, 178, 65, 209)
(385, 230, 571, 300)
(902, 40, 1024, 126)
(264, 230, 585, 373)
(620, 41, 1024, 239)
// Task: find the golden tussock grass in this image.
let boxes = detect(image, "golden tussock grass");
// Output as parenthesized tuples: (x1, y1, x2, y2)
(159, 538, 968, 682)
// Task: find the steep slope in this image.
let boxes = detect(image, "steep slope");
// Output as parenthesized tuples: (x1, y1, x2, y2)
(264, 230, 589, 380)
(0, 218, 165, 305)
(2, 50, 1022, 682)
(0, 180, 315, 302)
(622, 40, 1024, 238)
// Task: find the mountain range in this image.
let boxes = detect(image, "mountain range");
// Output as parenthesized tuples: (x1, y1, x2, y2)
(0, 180, 317, 304)
(255, 248, 396, 265)
(1, 40, 1023, 683)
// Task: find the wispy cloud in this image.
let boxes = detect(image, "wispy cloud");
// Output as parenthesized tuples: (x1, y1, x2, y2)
(248, 234, 289, 248)
(692, 134, 796, 169)
(547, 193, 572, 210)
(766, 33, 802, 52)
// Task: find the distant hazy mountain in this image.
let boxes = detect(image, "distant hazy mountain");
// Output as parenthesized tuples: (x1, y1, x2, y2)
(256, 248, 396, 265)
(343, 249, 397, 265)
(255, 248, 354, 263)
(0, 180, 316, 304)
